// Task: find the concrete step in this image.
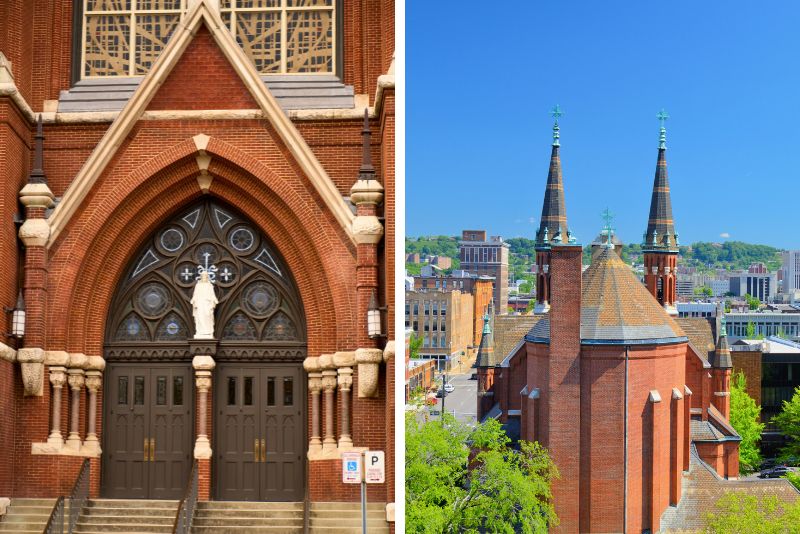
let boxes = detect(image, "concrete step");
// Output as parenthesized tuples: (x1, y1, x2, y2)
(195, 510, 303, 519)
(192, 528, 303, 534)
(309, 528, 390, 534)
(310, 519, 391, 528)
(75, 523, 173, 533)
(310, 510, 385, 518)
(2, 514, 57, 523)
(84, 507, 176, 518)
(310, 502, 386, 511)
(193, 517, 304, 527)
(78, 515, 175, 525)
(197, 501, 303, 513)
(5, 505, 53, 514)
(87, 499, 178, 509)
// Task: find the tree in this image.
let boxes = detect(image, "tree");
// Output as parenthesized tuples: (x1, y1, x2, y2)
(406, 413, 558, 533)
(744, 293, 761, 311)
(694, 285, 713, 297)
(772, 386, 800, 461)
(519, 281, 532, 294)
(525, 299, 536, 314)
(409, 333, 423, 360)
(729, 372, 764, 473)
(746, 322, 757, 339)
(705, 492, 800, 532)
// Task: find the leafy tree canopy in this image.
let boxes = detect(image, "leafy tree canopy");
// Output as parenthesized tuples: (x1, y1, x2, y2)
(705, 493, 800, 533)
(729, 372, 765, 473)
(406, 413, 558, 533)
(773, 385, 800, 461)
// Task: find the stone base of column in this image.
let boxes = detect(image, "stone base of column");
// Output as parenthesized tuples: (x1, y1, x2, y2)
(337, 437, 353, 449)
(81, 436, 101, 456)
(65, 434, 82, 451)
(321, 438, 337, 454)
(194, 436, 212, 460)
(47, 432, 64, 447)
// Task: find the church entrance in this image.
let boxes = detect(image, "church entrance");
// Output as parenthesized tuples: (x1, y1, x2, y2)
(103, 364, 193, 499)
(100, 199, 307, 500)
(214, 364, 304, 501)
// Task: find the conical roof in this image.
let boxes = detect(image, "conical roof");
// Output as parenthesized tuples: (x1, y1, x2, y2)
(527, 247, 687, 344)
(643, 144, 678, 251)
(712, 318, 732, 369)
(475, 314, 494, 367)
(535, 143, 569, 248)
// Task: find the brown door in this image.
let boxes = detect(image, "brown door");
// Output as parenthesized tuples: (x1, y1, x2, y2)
(102, 365, 193, 499)
(215, 364, 304, 501)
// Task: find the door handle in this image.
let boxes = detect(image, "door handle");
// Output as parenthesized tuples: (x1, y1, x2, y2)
(143, 438, 149, 461)
(149, 438, 156, 462)
(260, 438, 266, 463)
(254, 439, 260, 462)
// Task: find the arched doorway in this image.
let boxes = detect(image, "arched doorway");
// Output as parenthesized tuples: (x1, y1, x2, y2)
(101, 199, 307, 500)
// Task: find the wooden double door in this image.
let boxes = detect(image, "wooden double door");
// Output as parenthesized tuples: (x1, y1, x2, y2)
(102, 364, 194, 499)
(214, 364, 305, 501)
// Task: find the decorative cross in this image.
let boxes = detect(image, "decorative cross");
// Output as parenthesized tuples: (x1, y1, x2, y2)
(196, 252, 218, 283)
(220, 267, 233, 283)
(656, 108, 670, 127)
(180, 267, 193, 282)
(601, 208, 615, 245)
(550, 104, 564, 121)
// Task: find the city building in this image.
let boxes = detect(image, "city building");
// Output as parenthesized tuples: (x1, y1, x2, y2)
(731, 337, 800, 454)
(459, 230, 510, 313)
(729, 264, 778, 302)
(724, 312, 800, 341)
(677, 302, 718, 318)
(711, 279, 730, 297)
(0, 0, 395, 526)
(477, 117, 797, 532)
(405, 290, 474, 370)
(782, 250, 800, 294)
(430, 255, 453, 269)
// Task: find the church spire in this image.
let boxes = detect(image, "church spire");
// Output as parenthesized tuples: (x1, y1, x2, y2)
(713, 317, 732, 369)
(643, 109, 678, 251)
(535, 105, 569, 249)
(475, 312, 494, 368)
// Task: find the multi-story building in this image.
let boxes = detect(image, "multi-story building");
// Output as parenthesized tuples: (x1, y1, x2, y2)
(0, 0, 395, 523)
(729, 264, 778, 302)
(677, 302, 718, 318)
(405, 290, 474, 371)
(782, 250, 800, 293)
(724, 312, 800, 341)
(459, 230, 509, 313)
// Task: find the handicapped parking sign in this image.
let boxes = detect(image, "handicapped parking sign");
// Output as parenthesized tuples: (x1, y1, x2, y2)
(341, 451, 362, 484)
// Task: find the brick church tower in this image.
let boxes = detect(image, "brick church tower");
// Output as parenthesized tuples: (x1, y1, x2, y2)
(475, 312, 495, 420)
(534, 106, 572, 314)
(643, 111, 680, 315)
(711, 317, 733, 418)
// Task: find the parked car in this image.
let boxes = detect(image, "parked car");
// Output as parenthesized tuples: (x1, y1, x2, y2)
(759, 466, 790, 479)
(436, 389, 448, 398)
(444, 383, 455, 393)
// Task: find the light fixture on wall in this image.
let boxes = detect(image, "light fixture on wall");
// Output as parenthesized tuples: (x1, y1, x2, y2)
(4, 291, 25, 339)
(367, 290, 387, 339)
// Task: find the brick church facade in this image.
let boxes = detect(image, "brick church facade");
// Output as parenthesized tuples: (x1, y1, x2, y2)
(476, 118, 798, 531)
(0, 0, 394, 529)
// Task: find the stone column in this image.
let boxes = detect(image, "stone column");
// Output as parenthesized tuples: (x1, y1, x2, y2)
(303, 356, 322, 456)
(83, 371, 102, 455)
(320, 354, 338, 453)
(337, 367, 353, 448)
(192, 356, 216, 459)
(47, 366, 67, 446)
(66, 369, 85, 450)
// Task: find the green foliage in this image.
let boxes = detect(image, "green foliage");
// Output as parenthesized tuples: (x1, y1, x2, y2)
(744, 293, 761, 310)
(405, 414, 558, 533)
(772, 386, 800, 461)
(406, 262, 422, 276)
(705, 492, 800, 532)
(406, 236, 460, 259)
(729, 372, 764, 473)
(746, 322, 757, 339)
(695, 285, 713, 297)
(409, 333, 423, 360)
(724, 300, 732, 313)
(785, 470, 800, 491)
(682, 241, 783, 272)
(518, 281, 533, 294)
(525, 299, 535, 313)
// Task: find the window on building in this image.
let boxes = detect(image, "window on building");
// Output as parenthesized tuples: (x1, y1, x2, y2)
(412, 320, 418, 332)
(432, 302, 438, 315)
(405, 301, 409, 316)
(441, 302, 447, 316)
(413, 302, 419, 315)
(80, 0, 336, 78)
(424, 302, 429, 315)
(423, 323, 429, 332)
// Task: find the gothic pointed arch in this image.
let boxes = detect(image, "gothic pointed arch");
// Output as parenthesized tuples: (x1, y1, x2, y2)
(105, 198, 306, 362)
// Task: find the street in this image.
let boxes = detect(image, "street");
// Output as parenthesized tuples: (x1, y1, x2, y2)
(434, 371, 477, 424)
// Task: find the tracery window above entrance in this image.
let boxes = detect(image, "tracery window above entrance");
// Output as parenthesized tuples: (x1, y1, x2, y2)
(81, 0, 335, 77)
(107, 201, 305, 352)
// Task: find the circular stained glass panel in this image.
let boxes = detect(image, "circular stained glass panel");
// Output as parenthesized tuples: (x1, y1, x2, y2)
(137, 283, 171, 317)
(229, 226, 256, 253)
(159, 227, 185, 253)
(194, 243, 219, 265)
(242, 282, 279, 317)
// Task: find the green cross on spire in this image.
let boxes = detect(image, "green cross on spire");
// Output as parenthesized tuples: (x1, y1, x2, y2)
(550, 104, 563, 146)
(657, 108, 669, 149)
(601, 208, 615, 247)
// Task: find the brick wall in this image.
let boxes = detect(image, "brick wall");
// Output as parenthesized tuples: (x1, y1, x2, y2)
(731, 350, 762, 407)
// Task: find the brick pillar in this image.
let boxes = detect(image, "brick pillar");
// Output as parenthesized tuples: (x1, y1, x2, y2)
(683, 385, 692, 471)
(670, 388, 683, 506)
(712, 368, 731, 419)
(546, 243, 583, 532)
(649, 391, 663, 533)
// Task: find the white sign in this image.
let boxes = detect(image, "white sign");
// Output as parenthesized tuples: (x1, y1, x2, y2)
(365, 451, 385, 484)
(341, 451, 362, 484)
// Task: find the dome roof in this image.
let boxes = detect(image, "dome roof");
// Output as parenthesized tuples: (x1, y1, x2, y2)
(527, 247, 687, 345)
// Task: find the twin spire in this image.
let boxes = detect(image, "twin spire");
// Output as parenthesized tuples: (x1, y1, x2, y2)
(534, 107, 678, 251)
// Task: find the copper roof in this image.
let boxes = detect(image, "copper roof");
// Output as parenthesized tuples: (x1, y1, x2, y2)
(492, 315, 541, 366)
(643, 146, 679, 251)
(526, 247, 686, 344)
(675, 317, 716, 365)
(535, 145, 569, 248)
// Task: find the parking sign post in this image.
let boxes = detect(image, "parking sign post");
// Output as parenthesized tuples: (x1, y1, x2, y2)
(342, 450, 385, 534)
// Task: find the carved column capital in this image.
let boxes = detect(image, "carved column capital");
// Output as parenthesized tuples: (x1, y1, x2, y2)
(337, 366, 353, 392)
(67, 369, 85, 391)
(321, 370, 338, 392)
(195, 370, 212, 393)
(355, 347, 383, 398)
(84, 370, 102, 393)
(308, 372, 323, 393)
(49, 366, 67, 388)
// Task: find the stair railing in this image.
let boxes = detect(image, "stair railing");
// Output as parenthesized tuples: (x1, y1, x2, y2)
(172, 460, 199, 534)
(68, 459, 91, 534)
(42, 496, 65, 534)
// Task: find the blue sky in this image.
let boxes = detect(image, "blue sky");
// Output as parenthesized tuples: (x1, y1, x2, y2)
(406, 2, 800, 249)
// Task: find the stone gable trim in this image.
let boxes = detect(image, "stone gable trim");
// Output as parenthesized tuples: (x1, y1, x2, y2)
(47, 0, 356, 248)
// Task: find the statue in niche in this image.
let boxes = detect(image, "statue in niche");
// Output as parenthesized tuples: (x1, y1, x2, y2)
(191, 271, 218, 339)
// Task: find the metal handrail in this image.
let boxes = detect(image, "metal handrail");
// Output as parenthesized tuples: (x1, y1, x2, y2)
(68, 459, 90, 534)
(173, 460, 199, 534)
(42, 496, 65, 534)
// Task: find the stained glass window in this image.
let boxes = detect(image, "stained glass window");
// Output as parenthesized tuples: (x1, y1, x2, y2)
(82, 0, 335, 78)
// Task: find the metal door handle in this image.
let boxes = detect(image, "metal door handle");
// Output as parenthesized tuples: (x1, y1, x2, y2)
(144, 438, 149, 461)
(254, 439, 260, 462)
(150, 438, 155, 462)
(260, 439, 266, 462)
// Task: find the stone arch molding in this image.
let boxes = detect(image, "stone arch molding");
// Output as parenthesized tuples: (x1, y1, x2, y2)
(45, 0, 356, 247)
(48, 156, 356, 356)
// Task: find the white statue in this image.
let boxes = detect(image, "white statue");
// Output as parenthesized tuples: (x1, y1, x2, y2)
(191, 271, 218, 339)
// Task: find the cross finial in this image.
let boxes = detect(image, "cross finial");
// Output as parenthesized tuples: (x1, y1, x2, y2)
(202, 252, 211, 271)
(657, 108, 669, 149)
(601, 208, 615, 247)
(550, 104, 563, 146)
